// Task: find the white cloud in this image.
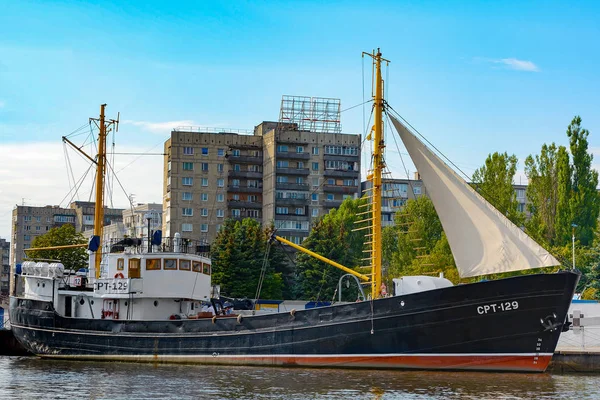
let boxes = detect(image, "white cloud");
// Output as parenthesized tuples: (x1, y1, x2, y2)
(476, 57, 540, 72)
(0, 142, 164, 240)
(123, 119, 195, 134)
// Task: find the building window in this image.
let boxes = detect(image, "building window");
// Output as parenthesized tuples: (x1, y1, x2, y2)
(296, 177, 304, 184)
(311, 193, 318, 201)
(201, 193, 208, 201)
(168, 161, 171, 171)
(217, 194, 224, 202)
(182, 223, 193, 232)
(297, 161, 304, 169)
(202, 147, 209, 155)
(327, 178, 335, 185)
(202, 178, 209, 187)
(24, 226, 31, 231)
(327, 194, 335, 201)
(201, 208, 208, 217)
(35, 216, 41, 223)
(24, 235, 31, 241)
(232, 179, 240, 187)
(276, 160, 289, 168)
(232, 194, 240, 201)
(182, 208, 193, 216)
(183, 147, 194, 155)
(24, 216, 32, 222)
(516, 189, 526, 199)
(312, 146, 319, 155)
(217, 209, 224, 218)
(217, 163, 224, 172)
(248, 180, 259, 188)
(312, 208, 318, 217)
(202, 163, 209, 171)
(276, 176, 288, 183)
(295, 208, 303, 215)
(217, 148, 224, 157)
(248, 164, 260, 172)
(182, 162, 194, 171)
(248, 210, 260, 218)
(276, 207, 288, 215)
(182, 177, 193, 186)
(312, 178, 319, 187)
(232, 209, 241, 217)
(201, 224, 208, 232)
(413, 186, 421, 195)
(232, 149, 240, 156)
(234, 164, 241, 171)
(312, 162, 319, 171)
(517, 203, 525, 212)
(217, 178, 224, 187)
(277, 145, 288, 152)
(296, 146, 304, 153)
(182, 192, 193, 201)
(35, 226, 41, 231)
(248, 195, 258, 202)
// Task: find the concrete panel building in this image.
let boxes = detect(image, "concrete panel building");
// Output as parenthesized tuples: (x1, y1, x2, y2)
(0, 238, 10, 296)
(163, 97, 361, 245)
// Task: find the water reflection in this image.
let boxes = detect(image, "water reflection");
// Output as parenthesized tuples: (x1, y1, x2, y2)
(1, 357, 598, 399)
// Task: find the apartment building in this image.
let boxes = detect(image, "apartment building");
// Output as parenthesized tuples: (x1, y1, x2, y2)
(0, 238, 9, 296)
(163, 99, 361, 245)
(362, 175, 530, 227)
(10, 203, 124, 270)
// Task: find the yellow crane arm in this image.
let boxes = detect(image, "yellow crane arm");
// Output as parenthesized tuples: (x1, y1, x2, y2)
(273, 235, 370, 282)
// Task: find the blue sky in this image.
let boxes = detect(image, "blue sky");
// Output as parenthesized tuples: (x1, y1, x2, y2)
(0, 0, 599, 238)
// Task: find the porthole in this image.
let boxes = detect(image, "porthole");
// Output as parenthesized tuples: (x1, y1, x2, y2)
(154, 300, 159, 307)
(42, 283, 45, 288)
(37, 283, 40, 287)
(90, 300, 94, 305)
(79, 299, 85, 305)
(124, 301, 128, 306)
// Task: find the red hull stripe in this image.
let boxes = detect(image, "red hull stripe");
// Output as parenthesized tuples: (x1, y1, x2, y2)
(44, 354, 553, 372)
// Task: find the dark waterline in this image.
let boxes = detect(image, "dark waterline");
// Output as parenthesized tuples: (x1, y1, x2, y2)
(0, 356, 598, 400)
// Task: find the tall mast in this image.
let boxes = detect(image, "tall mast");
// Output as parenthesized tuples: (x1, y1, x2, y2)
(93, 104, 107, 279)
(89, 104, 119, 279)
(363, 49, 389, 299)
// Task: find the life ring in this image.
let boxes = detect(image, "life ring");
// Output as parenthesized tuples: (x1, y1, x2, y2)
(114, 272, 125, 279)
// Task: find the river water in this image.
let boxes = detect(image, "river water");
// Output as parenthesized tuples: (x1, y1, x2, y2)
(0, 356, 598, 399)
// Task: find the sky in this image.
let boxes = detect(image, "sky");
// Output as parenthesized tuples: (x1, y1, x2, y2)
(0, 0, 599, 239)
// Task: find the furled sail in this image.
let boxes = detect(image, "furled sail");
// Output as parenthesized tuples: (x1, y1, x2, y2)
(389, 115, 561, 278)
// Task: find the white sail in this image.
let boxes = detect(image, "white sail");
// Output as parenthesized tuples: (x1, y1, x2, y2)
(389, 115, 561, 278)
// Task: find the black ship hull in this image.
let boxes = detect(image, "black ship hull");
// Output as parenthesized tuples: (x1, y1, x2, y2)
(10, 271, 578, 372)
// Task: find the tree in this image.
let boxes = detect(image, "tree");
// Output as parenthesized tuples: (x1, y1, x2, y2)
(210, 218, 283, 300)
(28, 224, 87, 271)
(295, 198, 366, 301)
(523, 143, 571, 246)
(568, 116, 599, 246)
(383, 196, 459, 284)
(472, 152, 523, 225)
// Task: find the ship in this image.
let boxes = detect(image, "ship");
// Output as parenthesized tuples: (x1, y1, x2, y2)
(9, 50, 579, 372)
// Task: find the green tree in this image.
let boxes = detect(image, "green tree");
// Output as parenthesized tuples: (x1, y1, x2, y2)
(28, 224, 87, 271)
(211, 218, 283, 299)
(523, 143, 571, 246)
(383, 197, 459, 284)
(295, 198, 366, 301)
(472, 152, 523, 225)
(568, 116, 599, 246)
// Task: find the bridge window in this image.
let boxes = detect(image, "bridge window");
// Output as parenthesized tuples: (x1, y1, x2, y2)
(202, 263, 211, 275)
(179, 259, 191, 271)
(192, 261, 202, 272)
(146, 259, 162, 270)
(164, 259, 178, 270)
(117, 258, 124, 271)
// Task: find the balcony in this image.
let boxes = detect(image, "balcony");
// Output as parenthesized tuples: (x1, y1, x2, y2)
(276, 167, 310, 176)
(227, 185, 262, 193)
(275, 182, 309, 191)
(324, 153, 359, 162)
(228, 170, 263, 179)
(227, 200, 262, 209)
(276, 151, 311, 160)
(323, 184, 358, 194)
(274, 214, 309, 221)
(227, 155, 263, 164)
(275, 197, 309, 206)
(323, 169, 360, 178)
(323, 200, 344, 208)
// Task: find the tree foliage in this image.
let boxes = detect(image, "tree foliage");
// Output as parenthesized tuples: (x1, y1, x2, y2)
(294, 198, 366, 301)
(472, 151, 523, 226)
(28, 224, 88, 270)
(382, 196, 459, 284)
(210, 218, 285, 300)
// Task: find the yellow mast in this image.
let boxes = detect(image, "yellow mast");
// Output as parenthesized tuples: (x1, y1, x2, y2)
(88, 104, 119, 279)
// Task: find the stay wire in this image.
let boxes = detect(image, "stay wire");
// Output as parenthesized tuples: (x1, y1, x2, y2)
(254, 240, 272, 308)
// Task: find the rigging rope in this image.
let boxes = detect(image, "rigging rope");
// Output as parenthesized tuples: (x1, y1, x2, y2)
(253, 239, 272, 310)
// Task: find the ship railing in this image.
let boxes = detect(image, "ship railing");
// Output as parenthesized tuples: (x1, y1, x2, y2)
(557, 308, 600, 351)
(106, 237, 210, 257)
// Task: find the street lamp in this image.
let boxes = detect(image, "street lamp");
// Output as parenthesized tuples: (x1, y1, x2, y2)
(571, 223, 578, 270)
